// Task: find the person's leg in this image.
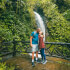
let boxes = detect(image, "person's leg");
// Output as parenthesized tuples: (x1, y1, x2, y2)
(36, 44, 38, 61)
(43, 49, 46, 61)
(43, 48, 47, 64)
(32, 44, 35, 66)
(35, 44, 41, 63)
(32, 52, 34, 62)
(42, 48, 46, 60)
(40, 49, 43, 61)
(32, 52, 35, 66)
(36, 51, 38, 61)
(40, 49, 44, 63)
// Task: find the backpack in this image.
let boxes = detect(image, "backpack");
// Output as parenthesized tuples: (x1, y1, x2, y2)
(33, 31, 36, 38)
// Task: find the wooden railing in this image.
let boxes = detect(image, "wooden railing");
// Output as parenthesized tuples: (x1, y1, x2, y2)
(0, 40, 70, 60)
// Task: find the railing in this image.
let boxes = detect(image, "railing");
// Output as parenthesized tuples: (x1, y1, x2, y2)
(0, 40, 70, 60)
(45, 42, 70, 60)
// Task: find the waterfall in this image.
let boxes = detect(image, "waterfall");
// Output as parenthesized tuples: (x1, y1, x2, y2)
(34, 11, 45, 42)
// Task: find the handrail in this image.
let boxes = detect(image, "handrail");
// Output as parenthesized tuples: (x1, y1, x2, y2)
(45, 42, 70, 45)
(0, 41, 70, 60)
(1, 41, 70, 45)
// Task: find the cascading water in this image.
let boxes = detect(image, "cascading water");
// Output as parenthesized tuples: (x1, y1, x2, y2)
(34, 11, 45, 42)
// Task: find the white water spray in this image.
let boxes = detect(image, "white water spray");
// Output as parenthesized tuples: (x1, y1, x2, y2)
(34, 11, 45, 42)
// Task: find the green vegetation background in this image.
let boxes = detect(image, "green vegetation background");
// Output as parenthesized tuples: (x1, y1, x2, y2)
(0, 0, 70, 42)
(0, 0, 70, 69)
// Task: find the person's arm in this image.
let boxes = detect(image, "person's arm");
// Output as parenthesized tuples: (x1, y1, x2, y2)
(43, 35, 44, 38)
(30, 32, 34, 47)
(30, 36, 33, 47)
(39, 35, 42, 49)
(41, 35, 44, 38)
(40, 38, 43, 48)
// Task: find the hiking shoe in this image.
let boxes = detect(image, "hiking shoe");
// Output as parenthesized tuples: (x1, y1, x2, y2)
(32, 62, 35, 67)
(43, 60, 47, 64)
(41, 60, 44, 64)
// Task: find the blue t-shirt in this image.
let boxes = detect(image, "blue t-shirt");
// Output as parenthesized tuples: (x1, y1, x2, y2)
(31, 31, 39, 44)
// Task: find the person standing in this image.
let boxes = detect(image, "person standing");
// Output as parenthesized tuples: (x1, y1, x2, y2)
(30, 28, 40, 67)
(38, 31, 47, 64)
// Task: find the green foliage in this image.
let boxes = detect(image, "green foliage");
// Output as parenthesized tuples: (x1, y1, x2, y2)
(0, 0, 36, 42)
(63, 9, 70, 21)
(0, 62, 6, 70)
(33, 0, 70, 42)
(52, 0, 70, 13)
(0, 62, 15, 70)
(0, 0, 70, 42)
(0, 57, 15, 70)
(0, 0, 37, 57)
(0, 0, 70, 61)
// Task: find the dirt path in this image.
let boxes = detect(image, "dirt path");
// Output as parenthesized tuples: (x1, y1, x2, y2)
(6, 54, 70, 70)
